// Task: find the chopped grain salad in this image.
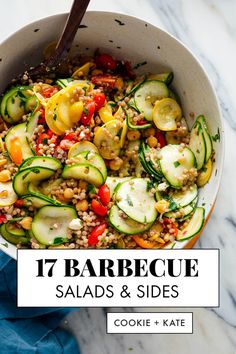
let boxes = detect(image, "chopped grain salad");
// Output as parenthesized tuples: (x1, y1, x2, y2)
(0, 51, 213, 249)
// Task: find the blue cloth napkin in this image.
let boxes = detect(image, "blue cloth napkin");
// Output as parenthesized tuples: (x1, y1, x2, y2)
(0, 251, 80, 354)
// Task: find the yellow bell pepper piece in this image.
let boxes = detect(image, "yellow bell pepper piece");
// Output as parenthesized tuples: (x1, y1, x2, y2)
(132, 235, 157, 249)
(9, 137, 23, 165)
(197, 159, 213, 187)
(72, 62, 94, 78)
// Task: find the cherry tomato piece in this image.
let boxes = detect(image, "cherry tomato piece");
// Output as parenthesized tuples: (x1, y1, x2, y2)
(91, 199, 107, 216)
(80, 102, 96, 126)
(88, 222, 107, 245)
(91, 74, 117, 89)
(47, 129, 54, 139)
(156, 130, 166, 148)
(93, 92, 106, 111)
(36, 133, 48, 155)
(0, 215, 7, 224)
(14, 199, 24, 208)
(162, 218, 178, 237)
(63, 132, 77, 141)
(38, 109, 46, 124)
(59, 139, 75, 151)
(41, 86, 56, 98)
(96, 54, 117, 71)
(124, 61, 135, 79)
(137, 119, 148, 126)
(98, 184, 110, 206)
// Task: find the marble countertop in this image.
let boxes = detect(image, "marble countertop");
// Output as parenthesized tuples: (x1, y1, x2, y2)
(0, 0, 235, 353)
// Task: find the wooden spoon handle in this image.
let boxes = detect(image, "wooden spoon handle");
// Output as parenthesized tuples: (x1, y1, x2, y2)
(46, 0, 90, 67)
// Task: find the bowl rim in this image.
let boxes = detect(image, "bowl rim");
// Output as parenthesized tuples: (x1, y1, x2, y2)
(0, 11, 225, 259)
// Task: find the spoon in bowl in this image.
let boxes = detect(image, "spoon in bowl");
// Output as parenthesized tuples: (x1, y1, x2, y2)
(14, 0, 90, 83)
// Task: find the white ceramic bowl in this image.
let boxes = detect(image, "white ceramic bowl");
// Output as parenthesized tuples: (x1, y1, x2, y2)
(0, 12, 224, 259)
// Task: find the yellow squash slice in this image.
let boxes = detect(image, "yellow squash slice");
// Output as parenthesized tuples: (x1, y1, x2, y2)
(153, 98, 182, 131)
(72, 62, 95, 78)
(68, 141, 98, 159)
(197, 159, 213, 187)
(94, 119, 123, 159)
(45, 82, 89, 135)
(0, 181, 17, 206)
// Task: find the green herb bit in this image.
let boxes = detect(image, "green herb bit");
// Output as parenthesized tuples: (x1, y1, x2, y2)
(53, 237, 66, 245)
(42, 138, 48, 145)
(146, 180, 154, 192)
(174, 161, 180, 168)
(212, 128, 220, 142)
(126, 195, 133, 206)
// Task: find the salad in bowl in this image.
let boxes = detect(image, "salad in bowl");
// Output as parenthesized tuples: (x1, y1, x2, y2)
(0, 49, 214, 251)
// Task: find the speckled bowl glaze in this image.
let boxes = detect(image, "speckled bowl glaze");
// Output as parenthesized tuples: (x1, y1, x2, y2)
(0, 11, 224, 259)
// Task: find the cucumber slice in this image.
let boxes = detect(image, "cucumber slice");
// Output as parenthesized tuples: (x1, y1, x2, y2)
(1, 86, 30, 123)
(0, 224, 28, 245)
(171, 184, 198, 208)
(27, 182, 61, 207)
(13, 167, 55, 196)
(139, 142, 162, 180)
(164, 197, 197, 220)
(148, 72, 174, 85)
(5, 122, 34, 162)
(176, 207, 205, 241)
(23, 194, 60, 208)
(62, 163, 104, 187)
(134, 81, 169, 121)
(159, 145, 196, 189)
(127, 97, 139, 111)
(197, 115, 213, 163)
(109, 205, 153, 235)
(1, 87, 18, 123)
(56, 78, 74, 88)
(32, 205, 77, 245)
(138, 144, 159, 179)
(0, 181, 18, 206)
(6, 92, 25, 122)
(106, 177, 132, 196)
(27, 111, 41, 137)
(148, 147, 163, 177)
(73, 151, 107, 181)
(40, 178, 63, 196)
(68, 141, 98, 159)
(125, 109, 152, 130)
(20, 156, 62, 171)
(115, 178, 158, 223)
(25, 95, 38, 112)
(189, 121, 206, 170)
(5, 222, 25, 237)
(125, 80, 145, 97)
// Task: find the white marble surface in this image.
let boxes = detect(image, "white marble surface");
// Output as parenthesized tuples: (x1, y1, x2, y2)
(1, 0, 236, 353)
